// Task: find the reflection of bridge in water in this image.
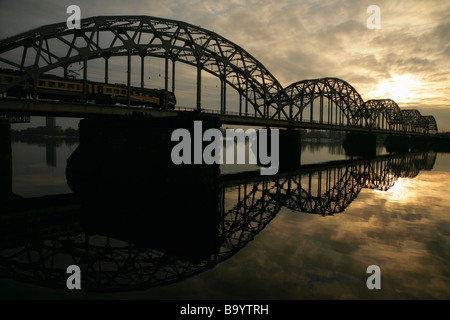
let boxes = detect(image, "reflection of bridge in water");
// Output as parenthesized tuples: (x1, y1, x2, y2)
(0, 152, 436, 292)
(224, 152, 436, 216)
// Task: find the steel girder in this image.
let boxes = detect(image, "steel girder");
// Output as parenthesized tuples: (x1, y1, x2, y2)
(0, 15, 290, 119)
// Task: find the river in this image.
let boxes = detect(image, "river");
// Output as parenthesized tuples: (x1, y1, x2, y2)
(1, 137, 449, 300)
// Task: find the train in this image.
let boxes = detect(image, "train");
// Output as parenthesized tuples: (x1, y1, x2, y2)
(0, 68, 176, 109)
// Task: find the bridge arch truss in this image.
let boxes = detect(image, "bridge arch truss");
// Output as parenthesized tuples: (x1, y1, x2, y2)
(0, 15, 290, 119)
(285, 78, 366, 126)
(0, 15, 438, 134)
(285, 79, 438, 134)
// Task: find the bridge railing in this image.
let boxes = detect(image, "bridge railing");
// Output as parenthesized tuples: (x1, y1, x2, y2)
(172, 106, 357, 125)
(174, 106, 293, 120)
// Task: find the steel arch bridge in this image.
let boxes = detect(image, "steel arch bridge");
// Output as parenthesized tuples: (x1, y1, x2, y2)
(285, 77, 366, 126)
(0, 15, 290, 119)
(285, 79, 438, 134)
(0, 15, 438, 134)
(362, 99, 403, 131)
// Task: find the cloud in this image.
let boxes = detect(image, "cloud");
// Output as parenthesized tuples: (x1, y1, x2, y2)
(1, 0, 449, 128)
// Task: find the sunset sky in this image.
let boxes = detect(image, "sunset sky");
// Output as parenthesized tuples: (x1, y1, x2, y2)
(0, 0, 449, 130)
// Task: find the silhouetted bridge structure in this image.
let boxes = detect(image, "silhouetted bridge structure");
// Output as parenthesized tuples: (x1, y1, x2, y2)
(0, 152, 436, 291)
(0, 16, 438, 135)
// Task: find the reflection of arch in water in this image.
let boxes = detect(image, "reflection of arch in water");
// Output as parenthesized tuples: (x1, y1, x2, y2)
(279, 168, 362, 215)
(0, 152, 436, 292)
(0, 179, 283, 292)
(273, 161, 389, 215)
(264, 152, 437, 215)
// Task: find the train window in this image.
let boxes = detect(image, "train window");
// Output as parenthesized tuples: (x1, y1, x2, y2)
(5, 76, 13, 82)
(106, 88, 112, 93)
(59, 82, 65, 88)
(121, 89, 126, 95)
(68, 83, 74, 89)
(114, 89, 119, 94)
(48, 81, 55, 87)
(38, 81, 45, 86)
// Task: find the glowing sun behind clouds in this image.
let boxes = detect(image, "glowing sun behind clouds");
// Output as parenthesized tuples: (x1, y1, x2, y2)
(371, 74, 421, 104)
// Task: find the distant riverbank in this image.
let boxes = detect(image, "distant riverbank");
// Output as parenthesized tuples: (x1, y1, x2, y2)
(11, 126, 79, 141)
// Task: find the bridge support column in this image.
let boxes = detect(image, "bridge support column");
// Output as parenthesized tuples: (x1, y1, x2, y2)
(258, 128, 301, 172)
(83, 59, 87, 100)
(384, 135, 435, 153)
(196, 62, 202, 111)
(279, 129, 302, 171)
(384, 135, 410, 153)
(164, 51, 169, 108)
(127, 53, 131, 106)
(140, 55, 145, 88)
(343, 133, 376, 157)
(220, 77, 226, 114)
(410, 136, 435, 151)
(105, 57, 109, 84)
(0, 121, 12, 203)
(433, 136, 450, 152)
(67, 114, 221, 198)
(172, 58, 176, 95)
(67, 114, 222, 260)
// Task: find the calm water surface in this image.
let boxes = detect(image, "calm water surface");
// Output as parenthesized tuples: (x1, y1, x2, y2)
(1, 138, 449, 300)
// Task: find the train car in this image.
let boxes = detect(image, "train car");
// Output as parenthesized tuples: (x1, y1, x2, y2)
(0, 68, 176, 109)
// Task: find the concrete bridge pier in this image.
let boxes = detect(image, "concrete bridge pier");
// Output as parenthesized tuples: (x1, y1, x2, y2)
(0, 120, 12, 202)
(258, 129, 302, 172)
(343, 133, 376, 157)
(256, 128, 301, 173)
(384, 135, 410, 153)
(410, 135, 435, 151)
(279, 129, 302, 172)
(66, 114, 223, 261)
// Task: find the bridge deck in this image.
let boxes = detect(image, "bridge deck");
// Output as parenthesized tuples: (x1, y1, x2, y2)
(0, 98, 431, 136)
